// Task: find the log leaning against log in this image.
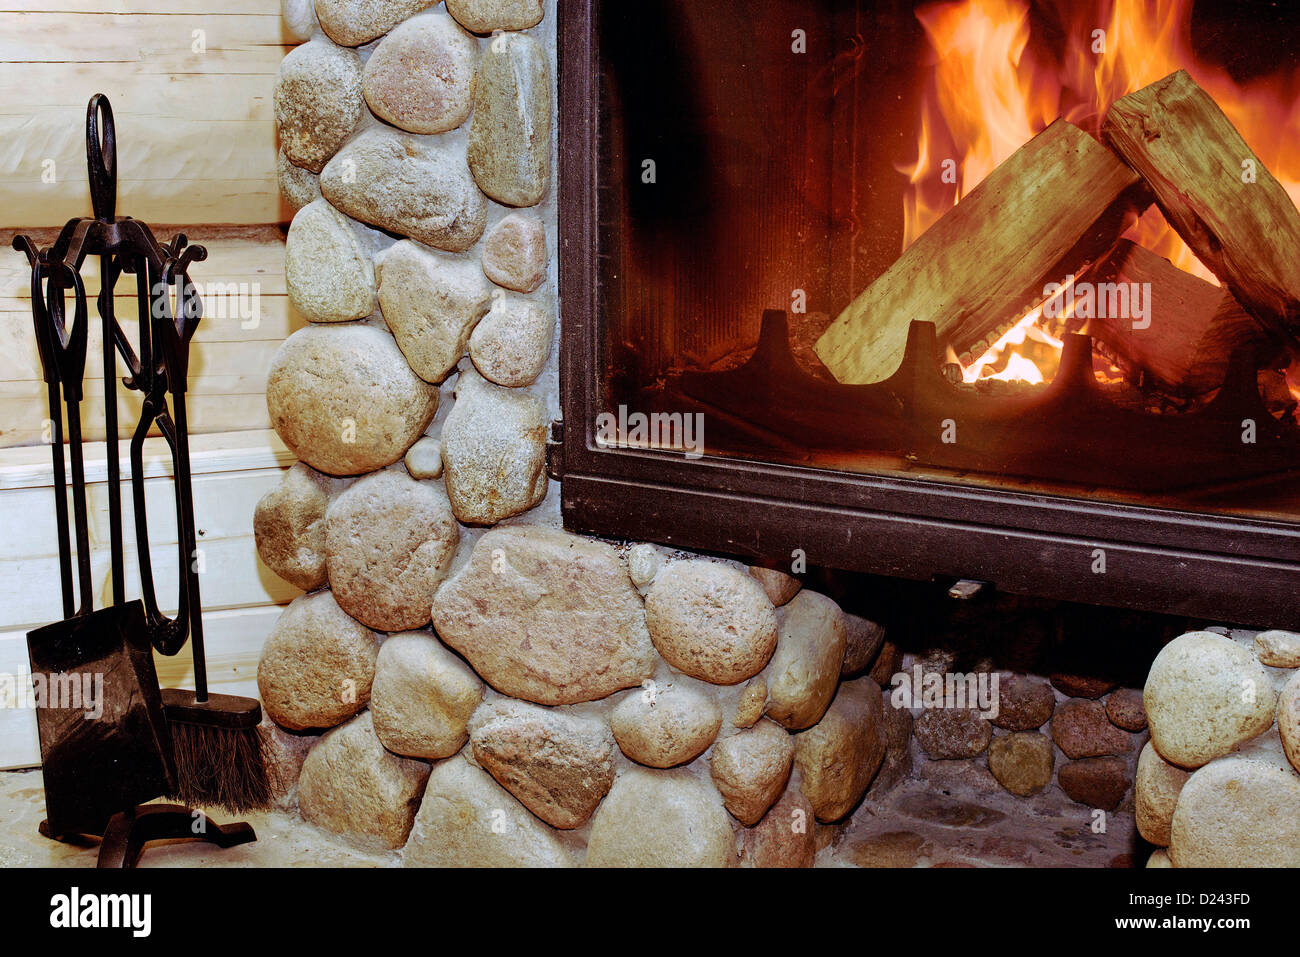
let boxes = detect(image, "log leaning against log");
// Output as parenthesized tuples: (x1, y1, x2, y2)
(815, 119, 1145, 384)
(1102, 70, 1300, 350)
(1085, 239, 1273, 396)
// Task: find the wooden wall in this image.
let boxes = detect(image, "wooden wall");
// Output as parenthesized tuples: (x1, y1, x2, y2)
(0, 0, 296, 227)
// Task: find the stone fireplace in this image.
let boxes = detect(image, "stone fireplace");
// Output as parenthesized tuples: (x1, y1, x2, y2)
(257, 0, 1300, 867)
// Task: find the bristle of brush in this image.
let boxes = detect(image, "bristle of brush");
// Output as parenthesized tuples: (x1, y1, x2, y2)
(167, 720, 278, 813)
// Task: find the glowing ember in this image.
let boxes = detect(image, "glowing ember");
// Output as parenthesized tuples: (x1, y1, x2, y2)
(900, 0, 1300, 384)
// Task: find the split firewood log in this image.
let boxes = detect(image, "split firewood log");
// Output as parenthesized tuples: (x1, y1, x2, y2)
(1103, 70, 1300, 350)
(815, 119, 1145, 384)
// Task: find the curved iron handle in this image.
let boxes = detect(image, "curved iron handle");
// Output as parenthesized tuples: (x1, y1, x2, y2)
(156, 250, 205, 392)
(129, 385, 191, 657)
(87, 94, 116, 223)
(45, 262, 89, 401)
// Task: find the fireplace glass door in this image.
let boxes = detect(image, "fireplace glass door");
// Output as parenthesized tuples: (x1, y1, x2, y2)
(592, 0, 1300, 524)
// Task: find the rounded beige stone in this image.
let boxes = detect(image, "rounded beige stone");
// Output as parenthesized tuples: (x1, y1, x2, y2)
(266, 323, 439, 477)
(325, 469, 459, 632)
(446, 0, 543, 33)
(1135, 740, 1191, 846)
(710, 719, 795, 825)
(763, 590, 848, 730)
(793, 677, 886, 822)
(609, 681, 722, 768)
(315, 0, 438, 46)
(467, 32, 551, 207)
(377, 241, 494, 384)
(253, 461, 333, 592)
(440, 370, 548, 524)
(285, 198, 375, 322)
(585, 767, 737, 868)
(321, 128, 488, 253)
(1169, 754, 1300, 867)
(362, 13, 477, 134)
(468, 295, 554, 387)
(987, 731, 1054, 797)
(644, 560, 779, 686)
(481, 212, 547, 292)
(274, 38, 363, 173)
(370, 631, 483, 760)
(1279, 671, 1300, 775)
(1144, 631, 1278, 768)
(297, 711, 430, 849)
(468, 699, 616, 829)
(1256, 630, 1300, 668)
(256, 591, 380, 731)
(403, 756, 573, 867)
(277, 146, 321, 211)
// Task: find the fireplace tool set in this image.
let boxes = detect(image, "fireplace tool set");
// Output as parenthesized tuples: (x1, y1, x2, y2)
(13, 95, 273, 868)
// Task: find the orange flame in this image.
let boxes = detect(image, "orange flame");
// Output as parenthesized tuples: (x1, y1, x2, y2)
(901, 0, 1300, 384)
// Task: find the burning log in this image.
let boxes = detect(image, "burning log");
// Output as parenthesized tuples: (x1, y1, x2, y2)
(1102, 70, 1300, 347)
(815, 119, 1144, 384)
(1084, 239, 1273, 396)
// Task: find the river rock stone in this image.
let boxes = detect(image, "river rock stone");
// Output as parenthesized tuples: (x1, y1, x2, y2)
(274, 38, 364, 173)
(1146, 848, 1173, 868)
(710, 719, 795, 825)
(431, 526, 657, 705)
(1169, 754, 1300, 867)
(987, 731, 1054, 796)
(297, 711, 430, 848)
(644, 560, 778, 685)
(403, 756, 573, 867)
(467, 32, 551, 207)
(468, 699, 615, 829)
(1144, 631, 1278, 768)
(253, 461, 332, 591)
(257, 591, 379, 730)
(869, 699, 914, 796)
(1105, 687, 1148, 732)
(739, 787, 816, 868)
(362, 14, 477, 134)
(398, 439, 441, 482)
(377, 241, 492, 384)
(748, 566, 801, 607)
(1279, 672, 1300, 775)
(316, 0, 438, 46)
(1136, 741, 1191, 846)
(325, 470, 458, 631)
(734, 679, 767, 729)
(286, 199, 375, 322)
(281, 0, 318, 41)
(277, 146, 321, 211)
(989, 673, 1055, 731)
(440, 370, 548, 524)
(869, 639, 903, 687)
(625, 543, 665, 592)
(841, 614, 885, 677)
(267, 323, 439, 476)
(585, 768, 736, 868)
(447, 0, 543, 32)
(763, 590, 847, 730)
(370, 631, 483, 759)
(1058, 756, 1129, 810)
(468, 296, 554, 388)
(1256, 630, 1300, 668)
(481, 212, 547, 292)
(1050, 672, 1117, 699)
(609, 681, 721, 768)
(1051, 699, 1134, 759)
(321, 128, 487, 252)
(915, 708, 992, 759)
(794, 677, 886, 822)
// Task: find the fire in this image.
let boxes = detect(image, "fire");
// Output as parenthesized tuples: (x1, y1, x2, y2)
(900, 0, 1300, 384)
